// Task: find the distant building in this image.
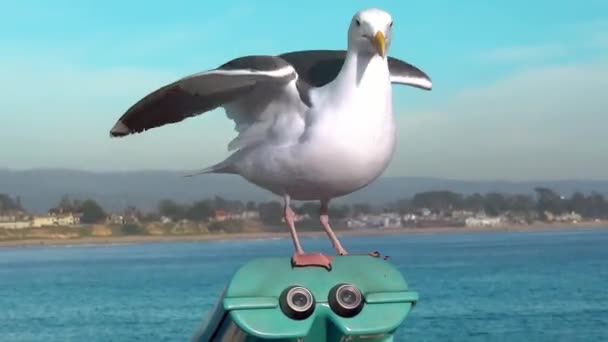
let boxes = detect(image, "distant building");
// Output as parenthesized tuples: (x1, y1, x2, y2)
(419, 208, 432, 217)
(545, 211, 583, 223)
(31, 212, 81, 227)
(346, 218, 367, 228)
(379, 213, 402, 228)
(213, 210, 262, 222)
(348, 212, 402, 228)
(465, 216, 503, 227)
(0, 215, 17, 222)
(213, 210, 229, 222)
(0, 220, 31, 229)
(451, 210, 475, 220)
(32, 215, 57, 227)
(56, 213, 80, 226)
(239, 210, 260, 219)
(107, 214, 125, 225)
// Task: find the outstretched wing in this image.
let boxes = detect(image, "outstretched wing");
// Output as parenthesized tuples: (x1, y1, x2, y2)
(109, 50, 431, 150)
(109, 55, 301, 138)
(279, 49, 433, 90)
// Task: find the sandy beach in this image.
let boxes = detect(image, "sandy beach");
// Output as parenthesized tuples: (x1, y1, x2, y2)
(1, 220, 606, 248)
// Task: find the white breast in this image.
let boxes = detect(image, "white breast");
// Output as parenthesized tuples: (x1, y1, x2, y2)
(232, 54, 397, 201)
(289, 56, 396, 198)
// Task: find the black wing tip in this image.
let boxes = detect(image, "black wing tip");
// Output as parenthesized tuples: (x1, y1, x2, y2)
(109, 120, 131, 138)
(409, 69, 433, 91)
(421, 72, 433, 90)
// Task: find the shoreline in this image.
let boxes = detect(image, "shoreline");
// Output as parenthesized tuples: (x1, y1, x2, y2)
(1, 221, 607, 248)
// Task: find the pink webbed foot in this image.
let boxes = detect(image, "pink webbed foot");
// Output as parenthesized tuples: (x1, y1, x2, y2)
(291, 252, 333, 271)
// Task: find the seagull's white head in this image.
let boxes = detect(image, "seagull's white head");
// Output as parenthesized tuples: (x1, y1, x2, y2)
(347, 8, 393, 58)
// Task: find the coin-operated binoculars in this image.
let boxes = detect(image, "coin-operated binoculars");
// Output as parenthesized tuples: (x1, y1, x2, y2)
(191, 255, 418, 341)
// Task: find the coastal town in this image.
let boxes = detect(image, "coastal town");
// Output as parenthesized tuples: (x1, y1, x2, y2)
(0, 204, 588, 231)
(1, 187, 605, 239)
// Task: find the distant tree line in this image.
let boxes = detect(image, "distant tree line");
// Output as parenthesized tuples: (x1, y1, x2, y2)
(153, 196, 351, 226)
(99, 188, 608, 223)
(388, 187, 608, 219)
(0, 194, 23, 213)
(3, 186, 608, 226)
(49, 195, 107, 224)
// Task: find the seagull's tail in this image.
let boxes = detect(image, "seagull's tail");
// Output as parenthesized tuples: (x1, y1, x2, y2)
(184, 160, 236, 177)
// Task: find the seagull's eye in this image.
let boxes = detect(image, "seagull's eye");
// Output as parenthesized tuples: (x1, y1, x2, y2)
(355, 19, 361, 27)
(389, 21, 393, 28)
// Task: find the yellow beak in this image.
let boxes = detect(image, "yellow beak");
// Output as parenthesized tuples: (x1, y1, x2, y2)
(373, 31, 386, 57)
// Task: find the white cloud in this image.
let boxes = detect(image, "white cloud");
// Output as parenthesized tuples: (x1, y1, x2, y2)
(0, 2, 258, 159)
(0, 57, 235, 171)
(0, 2, 260, 171)
(477, 20, 608, 64)
(569, 20, 608, 51)
(587, 31, 608, 49)
(390, 58, 608, 180)
(478, 44, 568, 63)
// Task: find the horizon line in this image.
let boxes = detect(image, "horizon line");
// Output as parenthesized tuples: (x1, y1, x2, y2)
(1, 167, 608, 183)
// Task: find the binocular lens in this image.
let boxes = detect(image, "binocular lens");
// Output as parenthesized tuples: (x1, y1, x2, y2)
(291, 291, 309, 309)
(280, 286, 315, 320)
(329, 283, 364, 317)
(339, 287, 358, 306)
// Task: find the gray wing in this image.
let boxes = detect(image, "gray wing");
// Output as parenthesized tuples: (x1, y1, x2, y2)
(109, 55, 300, 138)
(279, 50, 433, 90)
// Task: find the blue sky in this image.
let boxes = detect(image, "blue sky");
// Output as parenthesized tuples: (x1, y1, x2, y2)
(1, 0, 607, 180)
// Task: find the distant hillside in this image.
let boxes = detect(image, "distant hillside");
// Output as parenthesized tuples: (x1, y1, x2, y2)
(1, 168, 608, 213)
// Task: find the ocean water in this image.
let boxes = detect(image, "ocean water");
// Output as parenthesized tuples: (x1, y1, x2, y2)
(1, 228, 607, 342)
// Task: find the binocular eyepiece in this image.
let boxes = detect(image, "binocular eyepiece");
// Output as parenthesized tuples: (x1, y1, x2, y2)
(280, 283, 365, 320)
(328, 283, 364, 317)
(280, 286, 315, 320)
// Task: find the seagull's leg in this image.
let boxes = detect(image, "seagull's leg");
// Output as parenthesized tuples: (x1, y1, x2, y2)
(319, 202, 382, 258)
(284, 195, 332, 269)
(284, 199, 304, 254)
(320, 200, 348, 255)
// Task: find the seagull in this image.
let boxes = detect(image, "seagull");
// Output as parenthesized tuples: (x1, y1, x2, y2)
(109, 8, 432, 269)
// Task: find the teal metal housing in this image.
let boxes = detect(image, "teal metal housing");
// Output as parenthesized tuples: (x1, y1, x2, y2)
(191, 255, 418, 341)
